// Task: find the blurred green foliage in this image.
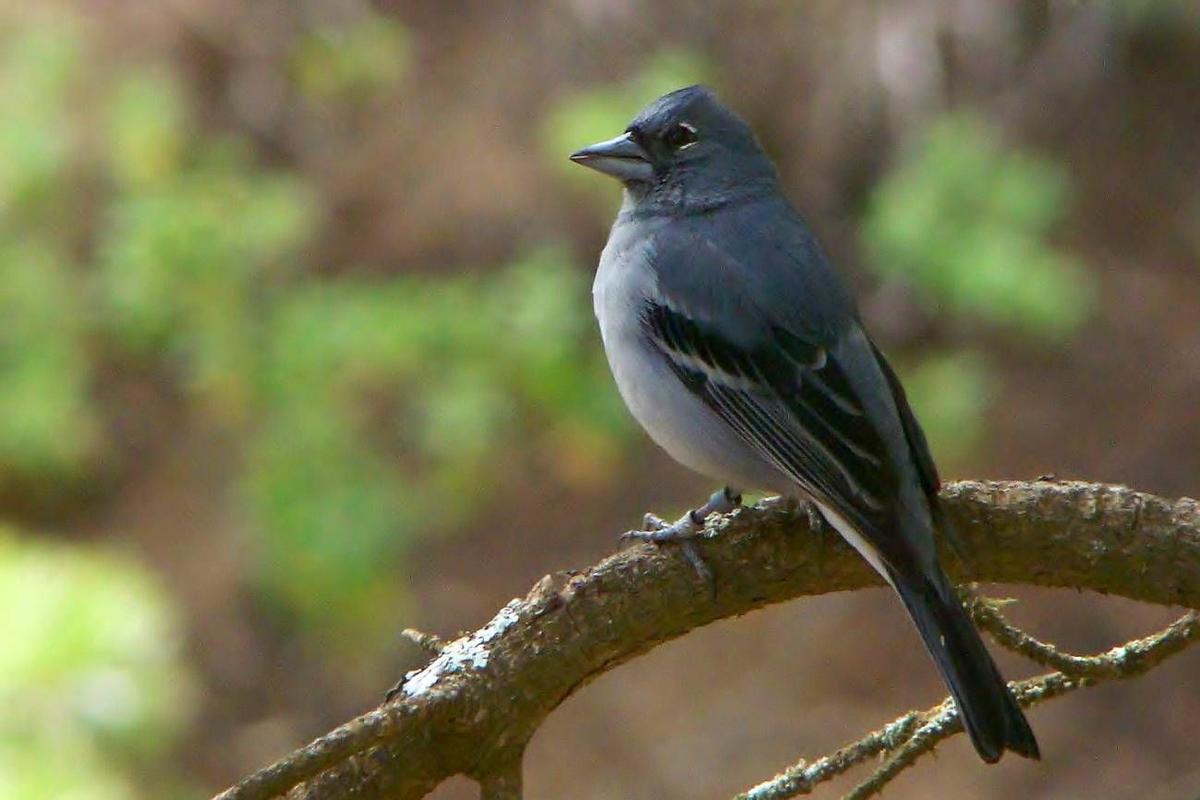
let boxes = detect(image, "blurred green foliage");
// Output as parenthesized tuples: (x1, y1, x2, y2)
(0, 14, 99, 487)
(0, 528, 193, 799)
(100, 128, 316, 419)
(105, 70, 186, 190)
(0, 11, 628, 669)
(543, 49, 711, 211)
(291, 15, 410, 106)
(0, 241, 101, 481)
(865, 113, 1093, 464)
(0, 14, 80, 218)
(896, 352, 992, 466)
(246, 247, 628, 642)
(865, 112, 1093, 340)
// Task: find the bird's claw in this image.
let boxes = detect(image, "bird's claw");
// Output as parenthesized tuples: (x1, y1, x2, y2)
(622, 509, 703, 544)
(619, 488, 742, 595)
(621, 513, 715, 597)
(641, 512, 669, 531)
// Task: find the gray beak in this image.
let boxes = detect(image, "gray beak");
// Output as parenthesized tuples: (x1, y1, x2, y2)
(569, 132, 654, 183)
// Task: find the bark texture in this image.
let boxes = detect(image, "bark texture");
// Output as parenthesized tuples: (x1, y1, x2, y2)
(214, 479, 1200, 800)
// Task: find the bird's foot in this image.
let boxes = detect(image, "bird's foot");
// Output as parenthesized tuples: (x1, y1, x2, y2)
(620, 487, 742, 592)
(624, 509, 703, 543)
(621, 486, 742, 544)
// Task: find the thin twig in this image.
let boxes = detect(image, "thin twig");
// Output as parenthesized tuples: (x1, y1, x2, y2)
(734, 712, 923, 799)
(840, 674, 1080, 800)
(736, 607, 1200, 800)
(966, 592, 1200, 678)
(843, 610, 1200, 800)
(401, 628, 447, 654)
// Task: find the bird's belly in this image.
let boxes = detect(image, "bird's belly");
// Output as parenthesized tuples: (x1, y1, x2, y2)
(601, 325, 791, 493)
(592, 227, 790, 493)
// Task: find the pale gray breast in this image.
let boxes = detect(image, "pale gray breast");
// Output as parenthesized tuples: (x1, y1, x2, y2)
(591, 222, 792, 493)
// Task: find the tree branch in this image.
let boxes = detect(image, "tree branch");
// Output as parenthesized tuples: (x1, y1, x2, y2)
(213, 480, 1200, 800)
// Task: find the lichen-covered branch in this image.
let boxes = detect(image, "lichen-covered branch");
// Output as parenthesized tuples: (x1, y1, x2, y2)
(843, 612, 1200, 799)
(965, 592, 1200, 678)
(738, 601, 1200, 800)
(213, 480, 1200, 800)
(732, 712, 924, 800)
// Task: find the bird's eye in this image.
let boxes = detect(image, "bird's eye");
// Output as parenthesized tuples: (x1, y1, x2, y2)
(663, 122, 698, 150)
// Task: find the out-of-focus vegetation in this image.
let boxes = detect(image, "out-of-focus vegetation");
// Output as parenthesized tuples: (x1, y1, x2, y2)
(290, 15, 410, 106)
(0, 17, 100, 489)
(0, 528, 192, 798)
(864, 113, 1093, 463)
(247, 247, 628, 644)
(2, 2, 1196, 798)
(0, 11, 629, 675)
(101, 81, 316, 422)
(865, 113, 1092, 340)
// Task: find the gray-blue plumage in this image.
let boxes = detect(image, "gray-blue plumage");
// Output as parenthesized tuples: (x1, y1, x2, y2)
(573, 85, 1038, 763)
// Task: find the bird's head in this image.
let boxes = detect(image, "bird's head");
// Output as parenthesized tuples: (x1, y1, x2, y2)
(569, 85, 778, 212)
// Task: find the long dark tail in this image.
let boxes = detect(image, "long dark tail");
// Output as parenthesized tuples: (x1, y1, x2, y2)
(889, 567, 1040, 763)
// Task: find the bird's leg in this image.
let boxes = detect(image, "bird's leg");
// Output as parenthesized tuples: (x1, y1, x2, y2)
(624, 486, 742, 544)
(622, 486, 742, 593)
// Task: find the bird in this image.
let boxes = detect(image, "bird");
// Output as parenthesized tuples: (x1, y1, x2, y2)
(568, 85, 1039, 764)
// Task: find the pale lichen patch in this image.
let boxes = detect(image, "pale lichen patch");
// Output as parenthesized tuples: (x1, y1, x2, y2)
(401, 599, 523, 698)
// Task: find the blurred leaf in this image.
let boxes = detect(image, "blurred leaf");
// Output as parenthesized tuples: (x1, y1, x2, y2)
(0, 13, 81, 222)
(105, 70, 186, 189)
(864, 112, 1094, 341)
(99, 161, 316, 420)
(291, 14, 410, 105)
(244, 248, 628, 655)
(245, 406, 413, 645)
(0, 528, 194, 797)
(0, 240, 100, 483)
(897, 352, 992, 469)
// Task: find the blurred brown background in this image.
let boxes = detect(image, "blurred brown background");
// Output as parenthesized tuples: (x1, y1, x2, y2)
(2, 1, 1199, 798)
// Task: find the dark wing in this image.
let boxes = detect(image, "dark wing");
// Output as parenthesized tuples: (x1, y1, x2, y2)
(643, 299, 893, 524)
(868, 339, 969, 559)
(867, 341, 941, 516)
(641, 222, 938, 574)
